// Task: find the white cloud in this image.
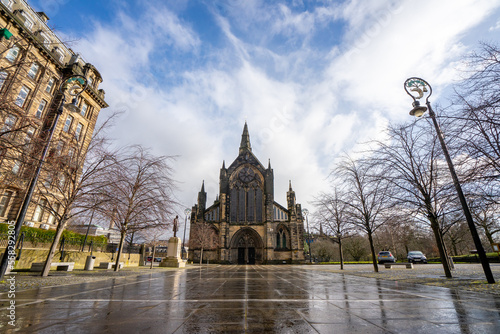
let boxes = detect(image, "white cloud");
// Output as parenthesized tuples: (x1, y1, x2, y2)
(71, 0, 500, 215)
(489, 19, 500, 31)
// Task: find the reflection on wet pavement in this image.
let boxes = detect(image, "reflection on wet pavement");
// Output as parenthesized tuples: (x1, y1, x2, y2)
(1, 265, 500, 333)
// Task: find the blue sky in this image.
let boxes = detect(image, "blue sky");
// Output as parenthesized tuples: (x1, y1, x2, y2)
(28, 0, 500, 222)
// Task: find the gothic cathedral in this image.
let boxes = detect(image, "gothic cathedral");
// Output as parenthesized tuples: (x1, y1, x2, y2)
(188, 123, 305, 264)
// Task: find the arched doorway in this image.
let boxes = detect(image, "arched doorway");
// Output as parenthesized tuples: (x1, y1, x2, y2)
(229, 228, 264, 264)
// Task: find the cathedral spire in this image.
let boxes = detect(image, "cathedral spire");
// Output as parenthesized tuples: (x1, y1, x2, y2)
(239, 122, 252, 154)
(197, 180, 207, 218)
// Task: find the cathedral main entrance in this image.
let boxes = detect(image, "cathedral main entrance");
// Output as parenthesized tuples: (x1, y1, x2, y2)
(230, 228, 263, 264)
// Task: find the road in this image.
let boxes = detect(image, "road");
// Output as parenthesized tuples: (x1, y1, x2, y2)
(1, 265, 500, 333)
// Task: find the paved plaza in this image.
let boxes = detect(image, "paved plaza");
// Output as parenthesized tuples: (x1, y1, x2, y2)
(1, 265, 500, 333)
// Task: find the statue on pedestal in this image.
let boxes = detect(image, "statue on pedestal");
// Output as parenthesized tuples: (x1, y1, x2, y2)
(173, 215, 179, 237)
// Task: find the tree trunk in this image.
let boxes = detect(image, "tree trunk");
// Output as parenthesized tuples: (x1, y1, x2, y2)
(199, 247, 203, 265)
(114, 231, 126, 272)
(150, 245, 155, 269)
(367, 230, 378, 273)
(41, 219, 66, 277)
(429, 216, 452, 278)
(482, 226, 494, 248)
(339, 239, 344, 270)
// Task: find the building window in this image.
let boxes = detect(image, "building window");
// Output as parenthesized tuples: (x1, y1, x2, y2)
(75, 123, 83, 140)
(38, 31, 50, 45)
(21, 13, 34, 30)
(45, 77, 55, 93)
(35, 99, 47, 118)
(24, 126, 35, 144)
(63, 115, 73, 132)
(12, 160, 21, 175)
(2, 114, 17, 133)
(15, 85, 30, 107)
(1, 0, 13, 10)
(277, 228, 286, 249)
(0, 71, 7, 89)
(53, 47, 64, 63)
(43, 173, 53, 188)
(55, 140, 64, 155)
(80, 101, 88, 117)
(28, 63, 39, 79)
(5, 46, 19, 62)
(87, 77, 93, 88)
(58, 173, 66, 189)
(0, 190, 13, 217)
(47, 203, 59, 225)
(32, 199, 47, 222)
(67, 147, 74, 160)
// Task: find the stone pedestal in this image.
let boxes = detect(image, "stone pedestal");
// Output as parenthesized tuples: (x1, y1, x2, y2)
(159, 237, 186, 268)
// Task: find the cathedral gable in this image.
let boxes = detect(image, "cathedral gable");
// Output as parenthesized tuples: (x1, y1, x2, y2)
(190, 122, 305, 264)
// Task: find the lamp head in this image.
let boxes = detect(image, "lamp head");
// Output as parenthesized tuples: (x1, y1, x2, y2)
(409, 101, 427, 117)
(404, 77, 432, 117)
(59, 75, 88, 112)
(65, 97, 80, 113)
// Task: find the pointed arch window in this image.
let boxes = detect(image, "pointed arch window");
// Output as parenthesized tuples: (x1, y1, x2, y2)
(276, 228, 286, 249)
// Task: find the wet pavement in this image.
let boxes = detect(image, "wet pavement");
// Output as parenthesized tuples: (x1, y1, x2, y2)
(1, 265, 500, 333)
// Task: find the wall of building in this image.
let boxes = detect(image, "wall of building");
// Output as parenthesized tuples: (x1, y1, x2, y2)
(2, 249, 141, 269)
(0, 0, 107, 230)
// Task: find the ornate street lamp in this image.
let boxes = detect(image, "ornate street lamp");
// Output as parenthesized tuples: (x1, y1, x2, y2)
(182, 208, 191, 260)
(404, 77, 495, 284)
(0, 75, 88, 279)
(302, 208, 312, 263)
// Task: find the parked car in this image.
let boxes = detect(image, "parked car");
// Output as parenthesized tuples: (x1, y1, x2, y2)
(146, 256, 163, 262)
(377, 251, 396, 264)
(407, 251, 427, 264)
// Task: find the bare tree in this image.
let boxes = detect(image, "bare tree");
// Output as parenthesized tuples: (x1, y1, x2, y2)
(468, 199, 500, 249)
(313, 188, 353, 269)
(370, 122, 457, 278)
(450, 42, 500, 204)
(101, 146, 176, 271)
(335, 154, 392, 272)
(189, 221, 219, 265)
(140, 227, 167, 269)
(37, 114, 119, 277)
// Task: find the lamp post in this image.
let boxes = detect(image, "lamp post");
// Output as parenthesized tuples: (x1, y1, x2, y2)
(303, 208, 312, 263)
(182, 208, 191, 260)
(0, 75, 88, 279)
(404, 77, 495, 284)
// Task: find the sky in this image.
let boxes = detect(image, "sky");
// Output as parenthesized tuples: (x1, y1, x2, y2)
(27, 0, 500, 225)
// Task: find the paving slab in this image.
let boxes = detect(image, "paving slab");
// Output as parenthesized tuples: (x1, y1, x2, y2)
(0, 264, 499, 333)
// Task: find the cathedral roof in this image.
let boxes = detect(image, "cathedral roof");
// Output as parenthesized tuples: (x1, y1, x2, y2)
(228, 123, 266, 172)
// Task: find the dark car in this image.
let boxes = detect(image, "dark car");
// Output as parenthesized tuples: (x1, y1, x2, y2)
(407, 251, 427, 264)
(146, 256, 163, 262)
(377, 251, 396, 264)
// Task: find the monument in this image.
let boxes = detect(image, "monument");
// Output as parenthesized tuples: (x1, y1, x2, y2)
(159, 216, 186, 268)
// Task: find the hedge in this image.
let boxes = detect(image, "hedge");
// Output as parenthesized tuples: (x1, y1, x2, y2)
(0, 223, 107, 247)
